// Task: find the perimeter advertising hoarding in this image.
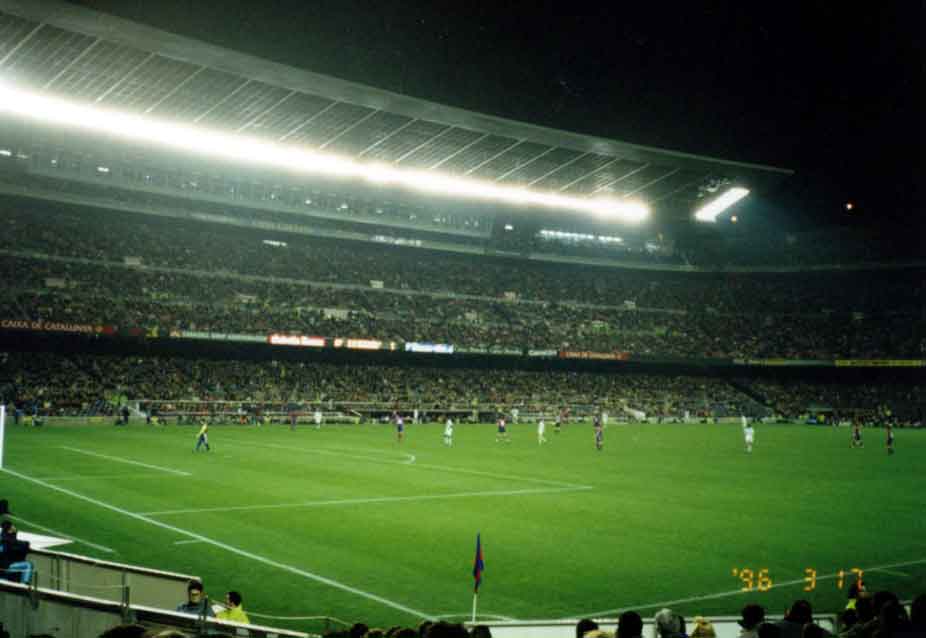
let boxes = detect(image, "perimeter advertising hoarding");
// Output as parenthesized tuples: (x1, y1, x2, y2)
(0, 319, 108, 335)
(558, 350, 630, 361)
(405, 342, 454, 354)
(267, 334, 327, 347)
(834, 359, 925, 368)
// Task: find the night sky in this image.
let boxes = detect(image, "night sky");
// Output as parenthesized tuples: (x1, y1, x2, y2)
(69, 1, 922, 235)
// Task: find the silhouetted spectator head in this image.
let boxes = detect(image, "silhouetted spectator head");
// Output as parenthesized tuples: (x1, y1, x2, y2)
(871, 591, 899, 615)
(801, 623, 824, 638)
(617, 611, 643, 638)
(98, 624, 147, 638)
(757, 623, 781, 638)
(839, 608, 858, 631)
(740, 604, 766, 630)
(349, 623, 369, 638)
(391, 630, 416, 638)
(911, 594, 926, 630)
(875, 600, 910, 637)
(855, 594, 876, 623)
(423, 622, 468, 638)
(654, 609, 684, 638)
(416, 621, 432, 638)
(576, 618, 599, 638)
(784, 600, 813, 625)
(470, 625, 492, 638)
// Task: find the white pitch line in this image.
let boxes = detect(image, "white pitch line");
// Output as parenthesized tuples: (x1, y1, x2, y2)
(571, 558, 926, 619)
(59, 447, 192, 477)
(869, 567, 911, 578)
(142, 486, 593, 516)
(9, 514, 115, 554)
(1, 467, 430, 620)
(35, 473, 179, 482)
(232, 440, 590, 489)
(173, 539, 205, 545)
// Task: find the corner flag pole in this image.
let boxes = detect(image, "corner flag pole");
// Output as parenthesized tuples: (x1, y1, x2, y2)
(472, 533, 484, 623)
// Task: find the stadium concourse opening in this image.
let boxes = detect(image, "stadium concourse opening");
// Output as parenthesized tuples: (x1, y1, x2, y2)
(0, 1, 924, 637)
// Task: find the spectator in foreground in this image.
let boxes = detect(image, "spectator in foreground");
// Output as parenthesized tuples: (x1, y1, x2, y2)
(910, 594, 926, 632)
(654, 608, 686, 638)
(98, 624, 147, 638)
(801, 624, 825, 638)
(423, 621, 468, 638)
(776, 600, 813, 638)
(617, 611, 643, 638)
(739, 603, 767, 638)
(757, 623, 781, 638)
(216, 590, 249, 625)
(175, 580, 214, 617)
(576, 618, 599, 638)
(470, 625, 492, 638)
(690, 616, 716, 638)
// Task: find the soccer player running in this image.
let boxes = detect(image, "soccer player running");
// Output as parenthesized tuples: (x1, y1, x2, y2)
(395, 412, 405, 443)
(314, 408, 323, 430)
(852, 421, 864, 448)
(194, 419, 210, 452)
(495, 414, 510, 443)
(743, 419, 754, 453)
(886, 423, 895, 455)
(443, 417, 454, 447)
(537, 417, 547, 445)
(594, 414, 603, 451)
(554, 410, 563, 435)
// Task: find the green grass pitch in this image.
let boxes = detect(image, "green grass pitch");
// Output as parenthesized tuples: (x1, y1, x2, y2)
(1, 421, 924, 631)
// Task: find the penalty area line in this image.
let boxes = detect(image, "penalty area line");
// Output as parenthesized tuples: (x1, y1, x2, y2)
(0, 467, 430, 620)
(59, 447, 191, 477)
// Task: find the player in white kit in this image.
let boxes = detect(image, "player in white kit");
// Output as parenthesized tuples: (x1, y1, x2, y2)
(743, 422, 755, 453)
(443, 417, 454, 447)
(314, 408, 323, 429)
(537, 418, 546, 445)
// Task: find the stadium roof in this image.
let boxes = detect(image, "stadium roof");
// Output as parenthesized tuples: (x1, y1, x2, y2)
(0, 0, 792, 221)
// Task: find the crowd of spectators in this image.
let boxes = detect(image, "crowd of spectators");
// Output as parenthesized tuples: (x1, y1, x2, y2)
(94, 593, 926, 638)
(0, 352, 765, 419)
(1, 204, 924, 359)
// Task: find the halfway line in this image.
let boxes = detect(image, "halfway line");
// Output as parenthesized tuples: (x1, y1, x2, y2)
(1, 468, 430, 620)
(142, 486, 593, 516)
(59, 447, 191, 477)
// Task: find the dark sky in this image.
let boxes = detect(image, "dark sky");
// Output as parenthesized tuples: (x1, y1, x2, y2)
(70, 1, 922, 233)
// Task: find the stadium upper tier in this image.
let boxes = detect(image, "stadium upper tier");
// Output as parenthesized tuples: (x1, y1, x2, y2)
(1, 202, 924, 359)
(0, 0, 790, 227)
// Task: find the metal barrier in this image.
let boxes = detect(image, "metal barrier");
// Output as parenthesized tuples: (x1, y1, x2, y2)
(27, 547, 196, 611)
(0, 578, 310, 638)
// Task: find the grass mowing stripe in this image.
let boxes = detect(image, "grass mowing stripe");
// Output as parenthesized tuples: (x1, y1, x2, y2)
(36, 473, 184, 482)
(574, 557, 926, 619)
(59, 446, 192, 476)
(227, 440, 591, 489)
(142, 486, 593, 516)
(10, 514, 115, 553)
(0, 467, 432, 620)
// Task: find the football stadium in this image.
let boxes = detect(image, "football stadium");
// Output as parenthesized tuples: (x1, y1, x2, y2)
(0, 2, 923, 638)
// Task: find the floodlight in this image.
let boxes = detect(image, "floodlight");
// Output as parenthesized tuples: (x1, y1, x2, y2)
(0, 82, 650, 223)
(694, 187, 750, 222)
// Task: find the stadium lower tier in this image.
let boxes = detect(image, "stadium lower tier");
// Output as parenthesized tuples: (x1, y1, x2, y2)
(1, 352, 923, 423)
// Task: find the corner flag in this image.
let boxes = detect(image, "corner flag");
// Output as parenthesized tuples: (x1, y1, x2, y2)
(473, 533, 485, 593)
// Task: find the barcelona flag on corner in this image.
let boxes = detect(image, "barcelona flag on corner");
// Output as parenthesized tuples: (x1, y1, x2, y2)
(473, 533, 485, 593)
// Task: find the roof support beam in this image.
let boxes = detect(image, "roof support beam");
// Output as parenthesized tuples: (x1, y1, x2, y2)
(0, 21, 44, 67)
(557, 157, 620, 192)
(318, 108, 380, 150)
(526, 152, 588, 187)
(623, 167, 680, 197)
(41, 37, 101, 90)
(278, 100, 339, 142)
(592, 163, 650, 194)
(462, 139, 521, 175)
(192, 78, 251, 123)
(428, 133, 489, 169)
(357, 118, 419, 157)
(94, 51, 154, 103)
(235, 89, 296, 132)
(143, 65, 206, 114)
(391, 125, 454, 163)
(494, 146, 555, 182)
